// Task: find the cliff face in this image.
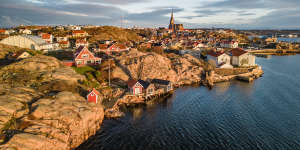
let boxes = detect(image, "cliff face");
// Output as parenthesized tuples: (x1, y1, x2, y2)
(0, 55, 104, 150)
(113, 50, 204, 86)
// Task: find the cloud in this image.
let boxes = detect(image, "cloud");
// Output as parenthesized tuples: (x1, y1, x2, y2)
(1, 0, 300, 29)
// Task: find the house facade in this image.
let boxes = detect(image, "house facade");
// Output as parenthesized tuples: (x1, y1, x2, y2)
(127, 79, 155, 96)
(20, 29, 32, 35)
(207, 51, 231, 66)
(39, 33, 53, 43)
(151, 79, 173, 93)
(0, 29, 9, 35)
(97, 43, 129, 54)
(59, 41, 70, 49)
(72, 30, 88, 37)
(230, 48, 256, 67)
(87, 88, 100, 103)
(74, 46, 101, 67)
(76, 39, 89, 48)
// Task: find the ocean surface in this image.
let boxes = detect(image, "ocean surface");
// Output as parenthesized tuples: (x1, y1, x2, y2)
(277, 38, 300, 43)
(78, 55, 300, 150)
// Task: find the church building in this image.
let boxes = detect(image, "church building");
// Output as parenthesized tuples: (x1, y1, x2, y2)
(168, 9, 184, 33)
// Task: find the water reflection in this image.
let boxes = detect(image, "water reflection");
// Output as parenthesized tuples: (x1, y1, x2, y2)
(215, 81, 231, 95)
(78, 55, 300, 150)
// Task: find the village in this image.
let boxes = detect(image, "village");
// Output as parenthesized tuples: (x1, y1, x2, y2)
(0, 10, 298, 109)
(2, 0, 300, 148)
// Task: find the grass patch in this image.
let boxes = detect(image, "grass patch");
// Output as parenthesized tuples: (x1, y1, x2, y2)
(72, 66, 96, 75)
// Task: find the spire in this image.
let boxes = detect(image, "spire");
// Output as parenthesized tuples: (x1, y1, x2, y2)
(170, 8, 174, 25)
(169, 8, 175, 32)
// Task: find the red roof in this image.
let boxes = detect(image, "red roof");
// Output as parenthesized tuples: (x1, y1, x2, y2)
(41, 33, 51, 39)
(115, 44, 127, 49)
(72, 30, 86, 34)
(0, 29, 5, 33)
(207, 51, 225, 57)
(59, 41, 69, 44)
(128, 79, 138, 88)
(230, 48, 248, 56)
(76, 39, 88, 44)
(221, 40, 237, 44)
(90, 88, 100, 95)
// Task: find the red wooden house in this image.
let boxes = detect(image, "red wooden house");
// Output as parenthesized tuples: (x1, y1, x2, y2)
(75, 38, 89, 48)
(87, 88, 100, 103)
(97, 43, 129, 54)
(74, 46, 101, 67)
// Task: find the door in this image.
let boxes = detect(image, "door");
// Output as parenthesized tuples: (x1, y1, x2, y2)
(135, 87, 140, 95)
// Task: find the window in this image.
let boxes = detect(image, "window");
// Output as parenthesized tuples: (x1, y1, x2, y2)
(135, 88, 140, 95)
(148, 88, 153, 94)
(82, 54, 89, 58)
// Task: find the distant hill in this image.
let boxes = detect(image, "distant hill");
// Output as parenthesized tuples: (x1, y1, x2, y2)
(84, 26, 143, 43)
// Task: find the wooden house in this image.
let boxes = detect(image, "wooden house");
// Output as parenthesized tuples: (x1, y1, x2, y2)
(39, 33, 53, 43)
(74, 46, 101, 67)
(127, 79, 155, 96)
(207, 51, 231, 66)
(72, 30, 88, 37)
(97, 43, 129, 54)
(59, 41, 70, 49)
(229, 48, 256, 67)
(75, 39, 89, 48)
(87, 88, 100, 103)
(151, 79, 173, 93)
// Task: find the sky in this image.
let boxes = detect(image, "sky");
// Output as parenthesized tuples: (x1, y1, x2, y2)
(1, 0, 300, 29)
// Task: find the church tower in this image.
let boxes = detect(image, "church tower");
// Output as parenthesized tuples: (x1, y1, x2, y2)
(168, 9, 175, 32)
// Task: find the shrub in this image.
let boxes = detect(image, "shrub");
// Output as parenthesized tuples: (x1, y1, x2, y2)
(72, 66, 96, 75)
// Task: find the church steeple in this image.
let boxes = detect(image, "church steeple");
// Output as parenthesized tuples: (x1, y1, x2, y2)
(170, 8, 174, 25)
(169, 8, 175, 33)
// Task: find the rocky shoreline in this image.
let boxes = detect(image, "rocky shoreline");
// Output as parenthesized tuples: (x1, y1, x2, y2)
(0, 49, 264, 150)
(103, 66, 264, 120)
(0, 55, 105, 150)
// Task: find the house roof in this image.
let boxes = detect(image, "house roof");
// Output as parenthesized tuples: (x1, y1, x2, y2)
(230, 48, 248, 56)
(127, 79, 150, 89)
(72, 30, 86, 34)
(76, 39, 88, 44)
(138, 79, 150, 89)
(90, 88, 100, 95)
(21, 35, 48, 46)
(59, 41, 69, 44)
(41, 33, 51, 39)
(207, 51, 225, 57)
(151, 79, 171, 85)
(0, 29, 5, 33)
(128, 79, 138, 87)
(75, 46, 85, 54)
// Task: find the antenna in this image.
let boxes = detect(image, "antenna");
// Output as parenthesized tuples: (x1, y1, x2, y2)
(121, 15, 124, 28)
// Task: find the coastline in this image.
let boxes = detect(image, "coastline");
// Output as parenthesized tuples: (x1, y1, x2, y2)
(103, 66, 264, 120)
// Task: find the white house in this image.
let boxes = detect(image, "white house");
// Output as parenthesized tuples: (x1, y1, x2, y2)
(207, 51, 232, 68)
(230, 48, 256, 67)
(19, 29, 32, 35)
(56, 36, 68, 42)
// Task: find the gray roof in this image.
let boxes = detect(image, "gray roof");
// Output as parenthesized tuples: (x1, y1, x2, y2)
(20, 35, 48, 46)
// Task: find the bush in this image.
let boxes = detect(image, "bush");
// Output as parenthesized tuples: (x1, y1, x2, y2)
(72, 66, 96, 75)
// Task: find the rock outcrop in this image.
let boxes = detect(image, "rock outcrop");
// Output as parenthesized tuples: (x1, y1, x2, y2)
(0, 55, 104, 150)
(114, 50, 204, 86)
